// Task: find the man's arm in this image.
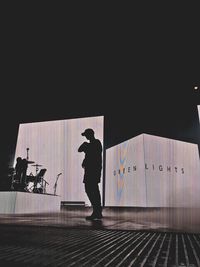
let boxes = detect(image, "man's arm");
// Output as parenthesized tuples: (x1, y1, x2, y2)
(78, 142, 89, 152)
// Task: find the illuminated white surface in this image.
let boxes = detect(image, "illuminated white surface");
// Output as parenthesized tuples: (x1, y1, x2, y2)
(105, 134, 200, 207)
(14, 116, 104, 205)
(105, 135, 146, 207)
(144, 134, 200, 207)
(0, 192, 61, 214)
(198, 105, 200, 121)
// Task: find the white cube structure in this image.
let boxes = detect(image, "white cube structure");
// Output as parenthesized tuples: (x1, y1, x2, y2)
(14, 116, 104, 206)
(105, 134, 200, 207)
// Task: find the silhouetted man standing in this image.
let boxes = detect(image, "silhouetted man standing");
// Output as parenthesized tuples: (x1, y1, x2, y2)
(78, 128, 103, 220)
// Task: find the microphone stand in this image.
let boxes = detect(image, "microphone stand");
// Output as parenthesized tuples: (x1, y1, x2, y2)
(53, 173, 62, 195)
(26, 148, 29, 160)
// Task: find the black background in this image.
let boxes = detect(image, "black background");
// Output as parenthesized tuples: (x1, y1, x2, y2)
(1, 2, 200, 174)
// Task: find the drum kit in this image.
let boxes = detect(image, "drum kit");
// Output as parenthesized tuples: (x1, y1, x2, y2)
(11, 148, 49, 193)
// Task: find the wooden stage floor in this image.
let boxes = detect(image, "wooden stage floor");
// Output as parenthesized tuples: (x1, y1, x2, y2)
(0, 207, 200, 266)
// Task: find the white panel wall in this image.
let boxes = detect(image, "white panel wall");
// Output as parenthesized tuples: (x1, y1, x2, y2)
(105, 135, 146, 206)
(197, 105, 200, 121)
(14, 116, 104, 205)
(105, 134, 200, 207)
(143, 134, 200, 207)
(15, 120, 64, 197)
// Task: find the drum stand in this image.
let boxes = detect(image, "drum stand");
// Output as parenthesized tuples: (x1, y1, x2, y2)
(41, 178, 49, 194)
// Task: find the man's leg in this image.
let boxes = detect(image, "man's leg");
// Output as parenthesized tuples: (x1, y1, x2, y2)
(85, 183, 102, 219)
(92, 183, 102, 218)
(85, 183, 95, 213)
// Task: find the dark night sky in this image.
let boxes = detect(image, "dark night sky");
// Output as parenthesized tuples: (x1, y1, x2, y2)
(1, 3, 200, 171)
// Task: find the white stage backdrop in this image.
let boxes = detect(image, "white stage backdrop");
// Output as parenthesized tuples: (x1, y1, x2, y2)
(14, 116, 104, 205)
(105, 134, 200, 207)
(198, 105, 200, 121)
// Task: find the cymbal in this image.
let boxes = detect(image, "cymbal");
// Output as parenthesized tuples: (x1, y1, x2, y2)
(32, 164, 42, 167)
(27, 161, 35, 164)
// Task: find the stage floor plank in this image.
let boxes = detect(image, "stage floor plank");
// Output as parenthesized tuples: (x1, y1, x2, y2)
(0, 208, 200, 266)
(0, 207, 200, 233)
(0, 224, 200, 267)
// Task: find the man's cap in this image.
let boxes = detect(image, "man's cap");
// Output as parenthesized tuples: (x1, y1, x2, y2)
(81, 128, 94, 136)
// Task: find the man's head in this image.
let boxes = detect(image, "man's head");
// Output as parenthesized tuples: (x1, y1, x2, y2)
(81, 128, 95, 140)
(16, 157, 22, 162)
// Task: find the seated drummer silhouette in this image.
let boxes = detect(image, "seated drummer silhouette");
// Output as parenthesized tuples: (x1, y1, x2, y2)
(15, 157, 23, 182)
(78, 128, 103, 220)
(21, 158, 28, 185)
(15, 157, 28, 190)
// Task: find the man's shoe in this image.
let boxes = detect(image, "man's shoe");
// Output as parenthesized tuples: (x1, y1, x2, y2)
(85, 214, 103, 220)
(85, 215, 96, 220)
(95, 214, 103, 219)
